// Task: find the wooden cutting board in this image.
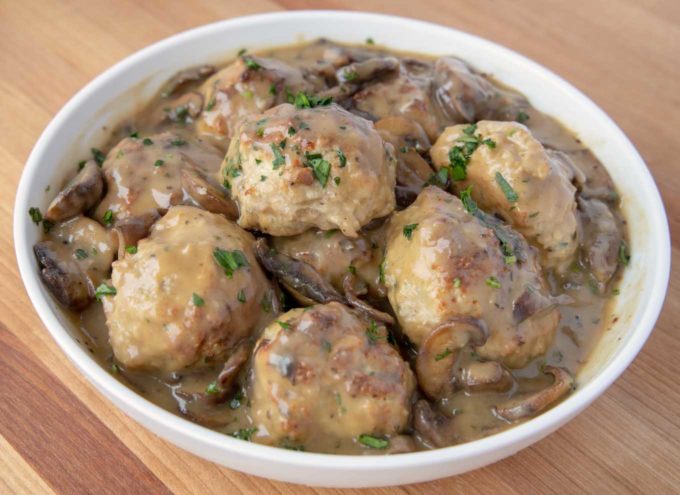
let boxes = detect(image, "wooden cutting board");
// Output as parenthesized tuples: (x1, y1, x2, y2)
(1, 1, 678, 493)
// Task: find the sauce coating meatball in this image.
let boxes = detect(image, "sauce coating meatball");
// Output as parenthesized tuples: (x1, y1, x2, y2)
(222, 103, 396, 237)
(249, 302, 414, 449)
(430, 121, 579, 272)
(198, 56, 312, 140)
(383, 186, 559, 369)
(104, 206, 274, 372)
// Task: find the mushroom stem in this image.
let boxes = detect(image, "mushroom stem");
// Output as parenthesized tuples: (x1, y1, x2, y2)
(342, 273, 395, 325)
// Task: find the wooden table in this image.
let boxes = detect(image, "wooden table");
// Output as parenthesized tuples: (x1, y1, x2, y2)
(1, 1, 678, 493)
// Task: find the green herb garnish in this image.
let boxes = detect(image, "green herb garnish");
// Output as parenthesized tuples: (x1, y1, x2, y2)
(213, 248, 249, 277)
(91, 148, 106, 166)
(74, 248, 89, 260)
(336, 148, 347, 167)
(242, 56, 261, 70)
(143, 138, 154, 146)
(94, 283, 116, 300)
(402, 223, 418, 240)
(102, 209, 114, 226)
(358, 434, 389, 449)
(237, 289, 246, 303)
(154, 159, 164, 167)
(516, 111, 530, 124)
(485, 276, 501, 289)
(445, 124, 495, 181)
(270, 143, 286, 169)
(192, 293, 205, 307)
(435, 348, 453, 361)
(277, 320, 291, 330)
(366, 320, 383, 343)
(618, 241, 630, 266)
(206, 381, 219, 395)
(495, 172, 518, 203)
(230, 427, 258, 441)
(305, 152, 331, 187)
(28, 207, 42, 225)
(125, 245, 137, 254)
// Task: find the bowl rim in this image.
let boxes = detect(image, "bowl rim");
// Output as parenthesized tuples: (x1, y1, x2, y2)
(13, 10, 671, 472)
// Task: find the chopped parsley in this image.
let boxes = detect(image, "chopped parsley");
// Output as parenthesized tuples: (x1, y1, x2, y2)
(485, 276, 501, 289)
(125, 245, 137, 254)
(336, 148, 347, 167)
(77, 160, 86, 171)
(237, 48, 247, 56)
(277, 320, 291, 330)
(290, 91, 333, 109)
(270, 143, 286, 169)
(288, 126, 296, 136)
(435, 348, 453, 361)
(170, 139, 187, 147)
(343, 69, 359, 82)
(230, 427, 258, 441)
(129, 131, 139, 138)
(205, 381, 219, 395)
(495, 172, 519, 203)
(358, 434, 389, 449)
(334, 176, 341, 186)
(242, 56, 262, 70)
(74, 248, 89, 260)
(142, 137, 154, 146)
(237, 289, 246, 303)
(516, 111, 530, 124)
(304, 152, 331, 187)
(213, 248, 249, 277)
(459, 186, 478, 215)
(446, 124, 495, 181)
(453, 277, 461, 288)
(154, 159, 164, 167)
(402, 223, 418, 240)
(28, 207, 42, 225)
(91, 148, 106, 166)
(366, 320, 383, 343)
(366, 37, 375, 45)
(102, 209, 114, 226)
(94, 283, 116, 300)
(324, 229, 338, 238)
(378, 258, 386, 284)
(269, 83, 278, 95)
(192, 293, 205, 307)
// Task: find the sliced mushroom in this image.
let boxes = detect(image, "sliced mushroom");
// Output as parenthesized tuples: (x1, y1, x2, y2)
(254, 238, 346, 305)
(342, 273, 395, 325)
(162, 64, 215, 96)
(376, 116, 434, 200)
(155, 92, 204, 124)
(180, 166, 239, 219)
(45, 161, 104, 222)
(112, 211, 160, 246)
(33, 240, 94, 310)
(492, 366, 574, 422)
(336, 57, 400, 84)
(384, 435, 416, 454)
(413, 400, 460, 448)
(578, 197, 622, 288)
(513, 287, 556, 324)
(217, 341, 251, 393)
(415, 317, 488, 399)
(457, 361, 514, 393)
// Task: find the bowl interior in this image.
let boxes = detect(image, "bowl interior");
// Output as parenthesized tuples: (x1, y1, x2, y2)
(13, 11, 670, 487)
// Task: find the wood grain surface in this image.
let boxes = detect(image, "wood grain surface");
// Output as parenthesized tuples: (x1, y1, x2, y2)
(1, 0, 679, 493)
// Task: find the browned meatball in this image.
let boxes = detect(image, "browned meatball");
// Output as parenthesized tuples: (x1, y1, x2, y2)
(222, 103, 396, 237)
(431, 121, 579, 272)
(384, 186, 559, 369)
(249, 302, 414, 451)
(197, 56, 312, 140)
(104, 206, 275, 372)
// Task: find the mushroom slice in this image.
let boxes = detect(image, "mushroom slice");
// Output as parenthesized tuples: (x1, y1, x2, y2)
(162, 64, 215, 96)
(492, 366, 574, 422)
(342, 273, 395, 325)
(180, 166, 239, 219)
(217, 341, 251, 394)
(578, 197, 622, 288)
(254, 238, 346, 305)
(336, 57, 400, 84)
(112, 211, 160, 246)
(155, 92, 204, 124)
(457, 361, 514, 393)
(413, 400, 460, 448)
(33, 240, 93, 310)
(415, 318, 488, 399)
(45, 161, 104, 222)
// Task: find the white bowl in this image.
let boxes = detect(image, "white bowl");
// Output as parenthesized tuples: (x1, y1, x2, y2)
(13, 11, 670, 488)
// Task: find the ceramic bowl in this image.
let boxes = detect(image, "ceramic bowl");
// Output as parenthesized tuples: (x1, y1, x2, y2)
(13, 11, 670, 487)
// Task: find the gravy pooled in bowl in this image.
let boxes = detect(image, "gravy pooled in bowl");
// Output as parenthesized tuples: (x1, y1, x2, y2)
(30, 39, 629, 454)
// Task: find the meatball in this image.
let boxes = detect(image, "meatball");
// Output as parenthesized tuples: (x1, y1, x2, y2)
(430, 121, 579, 272)
(94, 131, 224, 242)
(249, 302, 414, 449)
(383, 186, 559, 368)
(104, 206, 274, 372)
(271, 228, 383, 296)
(352, 64, 441, 141)
(197, 56, 312, 139)
(222, 103, 396, 237)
